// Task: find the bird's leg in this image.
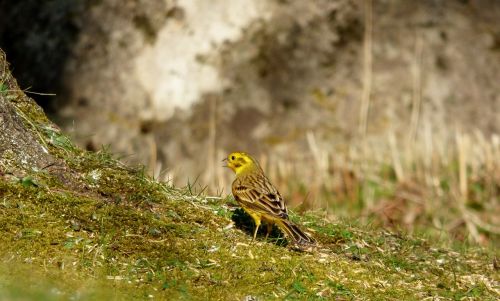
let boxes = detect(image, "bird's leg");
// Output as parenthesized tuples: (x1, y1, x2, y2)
(264, 223, 273, 241)
(252, 222, 260, 241)
(249, 212, 261, 241)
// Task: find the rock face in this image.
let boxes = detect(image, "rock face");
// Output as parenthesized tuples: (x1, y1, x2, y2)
(0, 50, 58, 177)
(1, 0, 499, 185)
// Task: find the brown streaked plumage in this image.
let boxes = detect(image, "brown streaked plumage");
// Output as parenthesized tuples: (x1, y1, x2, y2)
(224, 152, 316, 246)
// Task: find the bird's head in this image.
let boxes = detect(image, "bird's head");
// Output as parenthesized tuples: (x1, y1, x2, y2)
(223, 152, 260, 175)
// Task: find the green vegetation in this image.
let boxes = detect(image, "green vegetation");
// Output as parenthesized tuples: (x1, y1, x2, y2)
(0, 50, 498, 300)
(0, 146, 498, 300)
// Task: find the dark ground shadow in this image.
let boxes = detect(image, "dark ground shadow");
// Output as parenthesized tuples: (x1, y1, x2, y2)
(231, 208, 289, 247)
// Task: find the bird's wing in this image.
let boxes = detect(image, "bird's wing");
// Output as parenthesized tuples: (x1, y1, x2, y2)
(233, 176, 288, 219)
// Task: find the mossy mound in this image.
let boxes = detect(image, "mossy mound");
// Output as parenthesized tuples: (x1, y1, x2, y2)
(0, 50, 498, 300)
(0, 170, 498, 300)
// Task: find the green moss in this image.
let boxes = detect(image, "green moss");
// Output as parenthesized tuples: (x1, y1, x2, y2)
(1, 145, 498, 300)
(0, 58, 498, 298)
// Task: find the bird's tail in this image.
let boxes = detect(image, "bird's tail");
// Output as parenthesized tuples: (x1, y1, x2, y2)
(275, 219, 316, 246)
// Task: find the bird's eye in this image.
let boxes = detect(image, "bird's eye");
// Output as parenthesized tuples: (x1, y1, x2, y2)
(231, 156, 235, 160)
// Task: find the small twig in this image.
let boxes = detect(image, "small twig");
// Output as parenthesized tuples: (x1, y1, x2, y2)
(24, 90, 56, 96)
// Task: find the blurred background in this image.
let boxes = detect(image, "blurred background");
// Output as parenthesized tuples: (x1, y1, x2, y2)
(0, 0, 498, 247)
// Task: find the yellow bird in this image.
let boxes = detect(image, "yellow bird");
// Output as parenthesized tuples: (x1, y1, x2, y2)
(224, 152, 316, 246)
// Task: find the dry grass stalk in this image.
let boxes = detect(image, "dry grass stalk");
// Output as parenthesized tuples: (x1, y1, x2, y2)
(358, 0, 373, 137)
(388, 132, 404, 182)
(409, 33, 423, 143)
(204, 96, 217, 189)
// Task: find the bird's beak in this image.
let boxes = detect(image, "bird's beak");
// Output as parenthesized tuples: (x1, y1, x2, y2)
(222, 157, 228, 168)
